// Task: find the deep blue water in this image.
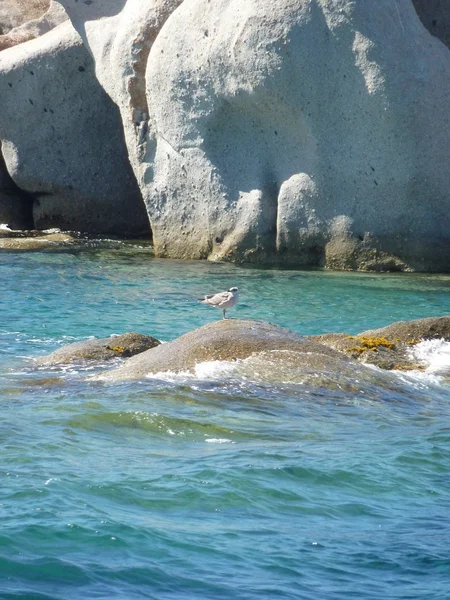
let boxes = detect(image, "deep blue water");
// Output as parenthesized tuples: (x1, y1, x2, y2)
(1, 248, 450, 600)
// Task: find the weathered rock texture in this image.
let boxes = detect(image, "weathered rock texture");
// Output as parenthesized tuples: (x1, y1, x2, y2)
(36, 332, 161, 365)
(28, 314, 450, 389)
(91, 315, 450, 383)
(0, 22, 150, 235)
(0, 0, 50, 35)
(55, 0, 450, 271)
(55, 0, 183, 235)
(95, 319, 354, 382)
(311, 315, 450, 370)
(0, 1, 67, 51)
(94, 318, 440, 393)
(361, 315, 450, 343)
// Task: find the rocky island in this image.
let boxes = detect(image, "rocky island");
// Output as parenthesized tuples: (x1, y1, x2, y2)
(35, 315, 450, 384)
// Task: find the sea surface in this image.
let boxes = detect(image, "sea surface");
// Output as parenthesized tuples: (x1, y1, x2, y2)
(1, 246, 450, 600)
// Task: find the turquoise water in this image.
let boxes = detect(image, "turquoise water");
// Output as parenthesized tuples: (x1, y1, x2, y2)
(1, 249, 450, 600)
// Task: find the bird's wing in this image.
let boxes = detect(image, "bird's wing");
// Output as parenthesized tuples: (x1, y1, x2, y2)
(207, 291, 231, 306)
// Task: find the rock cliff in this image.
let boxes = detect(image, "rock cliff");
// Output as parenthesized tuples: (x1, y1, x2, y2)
(1, 0, 450, 269)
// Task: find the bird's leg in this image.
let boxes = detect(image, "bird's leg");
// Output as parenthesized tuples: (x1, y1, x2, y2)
(222, 309, 226, 319)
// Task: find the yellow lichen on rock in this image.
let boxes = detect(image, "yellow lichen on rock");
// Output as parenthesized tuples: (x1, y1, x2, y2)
(107, 345, 126, 354)
(346, 336, 396, 355)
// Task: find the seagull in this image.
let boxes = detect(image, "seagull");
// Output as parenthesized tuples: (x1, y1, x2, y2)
(198, 287, 239, 319)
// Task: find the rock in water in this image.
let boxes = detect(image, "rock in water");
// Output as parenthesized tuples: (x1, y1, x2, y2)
(36, 333, 161, 365)
(311, 315, 450, 371)
(360, 316, 450, 343)
(95, 319, 353, 382)
(57, 0, 450, 271)
(2, 0, 450, 270)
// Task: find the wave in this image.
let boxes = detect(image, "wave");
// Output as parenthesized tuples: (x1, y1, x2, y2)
(408, 339, 450, 376)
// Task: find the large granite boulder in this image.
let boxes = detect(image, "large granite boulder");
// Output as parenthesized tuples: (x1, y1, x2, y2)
(55, 0, 183, 234)
(58, 0, 450, 271)
(0, 21, 150, 235)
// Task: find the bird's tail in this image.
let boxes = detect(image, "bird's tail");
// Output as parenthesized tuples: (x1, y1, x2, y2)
(198, 295, 213, 304)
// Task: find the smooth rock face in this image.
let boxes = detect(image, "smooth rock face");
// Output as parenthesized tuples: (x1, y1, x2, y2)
(56, 0, 183, 236)
(36, 333, 161, 365)
(57, 0, 450, 271)
(96, 319, 352, 382)
(0, 22, 150, 235)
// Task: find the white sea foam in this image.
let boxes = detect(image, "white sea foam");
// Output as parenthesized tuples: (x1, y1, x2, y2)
(409, 339, 450, 375)
(194, 360, 239, 379)
(145, 359, 240, 383)
(205, 438, 234, 444)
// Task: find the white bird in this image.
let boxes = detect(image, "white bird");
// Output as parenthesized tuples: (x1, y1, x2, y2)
(198, 287, 239, 319)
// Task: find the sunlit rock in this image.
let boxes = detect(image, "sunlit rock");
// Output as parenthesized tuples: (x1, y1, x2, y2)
(95, 319, 354, 382)
(311, 315, 450, 370)
(56, 0, 450, 270)
(0, 22, 149, 235)
(37, 332, 161, 365)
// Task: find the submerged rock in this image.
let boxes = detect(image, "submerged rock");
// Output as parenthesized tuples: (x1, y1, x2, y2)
(95, 319, 355, 382)
(37, 333, 161, 365)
